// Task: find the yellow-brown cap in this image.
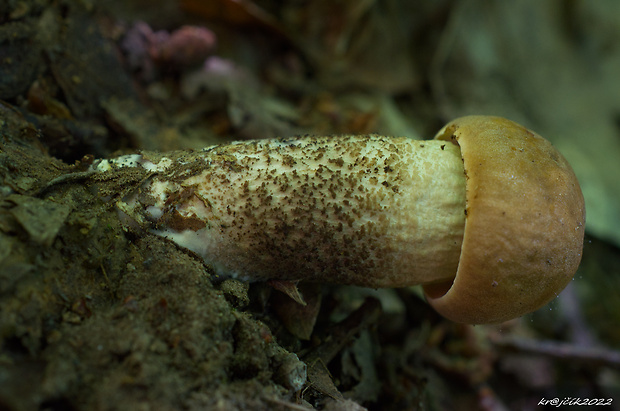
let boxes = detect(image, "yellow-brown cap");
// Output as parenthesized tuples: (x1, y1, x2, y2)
(423, 116, 585, 324)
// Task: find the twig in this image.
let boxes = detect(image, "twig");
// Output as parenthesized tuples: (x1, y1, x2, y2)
(490, 335, 620, 370)
(263, 396, 312, 410)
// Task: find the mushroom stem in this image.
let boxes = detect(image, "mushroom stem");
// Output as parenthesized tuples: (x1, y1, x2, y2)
(96, 136, 466, 287)
(92, 116, 585, 324)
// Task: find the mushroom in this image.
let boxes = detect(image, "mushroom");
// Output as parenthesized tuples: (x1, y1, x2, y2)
(94, 115, 585, 324)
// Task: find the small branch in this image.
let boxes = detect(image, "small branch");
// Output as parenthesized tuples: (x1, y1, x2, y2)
(490, 335, 620, 370)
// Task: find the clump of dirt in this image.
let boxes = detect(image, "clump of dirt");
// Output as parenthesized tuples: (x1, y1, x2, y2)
(0, 119, 302, 410)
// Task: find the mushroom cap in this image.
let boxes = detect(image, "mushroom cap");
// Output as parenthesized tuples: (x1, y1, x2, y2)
(423, 116, 585, 324)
